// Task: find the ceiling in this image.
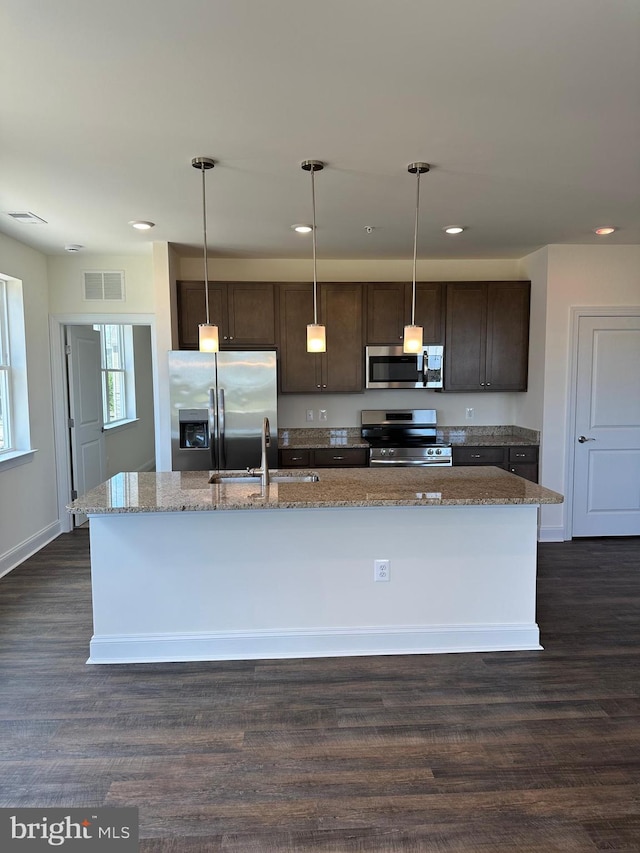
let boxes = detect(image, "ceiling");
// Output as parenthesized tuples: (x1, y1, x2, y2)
(2, 0, 639, 261)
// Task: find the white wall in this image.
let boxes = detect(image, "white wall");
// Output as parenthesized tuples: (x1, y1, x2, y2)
(48, 253, 154, 314)
(177, 256, 522, 282)
(536, 245, 640, 539)
(0, 234, 60, 575)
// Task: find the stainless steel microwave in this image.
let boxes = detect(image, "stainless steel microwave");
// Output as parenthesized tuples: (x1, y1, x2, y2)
(365, 345, 444, 389)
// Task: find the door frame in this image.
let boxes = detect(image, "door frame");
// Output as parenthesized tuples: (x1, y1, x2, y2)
(566, 305, 640, 539)
(49, 313, 158, 533)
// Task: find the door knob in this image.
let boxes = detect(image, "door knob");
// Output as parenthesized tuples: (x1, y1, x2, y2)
(578, 435, 595, 443)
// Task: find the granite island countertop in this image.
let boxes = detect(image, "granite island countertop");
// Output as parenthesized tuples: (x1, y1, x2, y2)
(68, 466, 562, 515)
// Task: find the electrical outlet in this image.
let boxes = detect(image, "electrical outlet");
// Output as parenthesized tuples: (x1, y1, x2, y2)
(374, 559, 390, 582)
(465, 407, 474, 420)
(319, 409, 328, 422)
(306, 409, 314, 422)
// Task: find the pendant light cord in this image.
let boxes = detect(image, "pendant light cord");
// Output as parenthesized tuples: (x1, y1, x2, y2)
(201, 165, 210, 325)
(411, 169, 421, 326)
(311, 167, 318, 325)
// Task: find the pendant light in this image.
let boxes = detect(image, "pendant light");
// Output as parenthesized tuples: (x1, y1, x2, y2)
(301, 159, 326, 353)
(192, 156, 219, 353)
(403, 162, 430, 354)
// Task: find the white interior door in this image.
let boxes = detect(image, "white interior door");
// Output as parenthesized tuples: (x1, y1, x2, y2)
(572, 314, 640, 537)
(67, 325, 106, 527)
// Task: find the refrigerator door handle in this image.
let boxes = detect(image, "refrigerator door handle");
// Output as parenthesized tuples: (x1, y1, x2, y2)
(208, 387, 218, 470)
(218, 388, 226, 470)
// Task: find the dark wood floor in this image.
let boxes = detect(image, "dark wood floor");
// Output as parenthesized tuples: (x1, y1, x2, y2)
(1, 531, 639, 852)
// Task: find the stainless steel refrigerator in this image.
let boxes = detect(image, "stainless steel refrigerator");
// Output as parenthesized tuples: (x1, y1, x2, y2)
(168, 350, 278, 472)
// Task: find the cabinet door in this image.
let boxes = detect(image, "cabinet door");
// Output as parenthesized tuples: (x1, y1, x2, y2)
(508, 463, 538, 483)
(453, 446, 506, 466)
(225, 282, 277, 347)
(485, 282, 530, 390)
(366, 283, 407, 344)
(177, 281, 225, 349)
(444, 283, 487, 390)
(415, 283, 444, 344)
(321, 283, 364, 392)
(313, 448, 368, 467)
(279, 448, 311, 468)
(278, 283, 321, 393)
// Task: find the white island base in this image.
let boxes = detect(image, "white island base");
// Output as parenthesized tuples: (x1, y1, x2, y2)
(87, 503, 541, 664)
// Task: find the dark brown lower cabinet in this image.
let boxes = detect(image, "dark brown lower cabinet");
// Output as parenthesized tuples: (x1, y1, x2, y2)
(279, 447, 368, 468)
(452, 445, 539, 483)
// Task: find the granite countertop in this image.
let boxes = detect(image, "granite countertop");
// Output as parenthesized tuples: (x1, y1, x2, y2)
(279, 428, 369, 449)
(68, 467, 562, 515)
(279, 425, 540, 449)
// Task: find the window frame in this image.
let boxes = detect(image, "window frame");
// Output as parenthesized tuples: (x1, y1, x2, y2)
(94, 324, 137, 428)
(0, 278, 12, 453)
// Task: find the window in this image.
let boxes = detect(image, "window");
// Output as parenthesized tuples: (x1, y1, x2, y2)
(0, 280, 11, 452)
(0, 274, 32, 466)
(94, 324, 136, 426)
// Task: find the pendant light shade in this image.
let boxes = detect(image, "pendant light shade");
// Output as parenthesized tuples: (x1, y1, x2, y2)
(403, 162, 430, 354)
(306, 323, 326, 352)
(302, 160, 326, 353)
(192, 156, 219, 353)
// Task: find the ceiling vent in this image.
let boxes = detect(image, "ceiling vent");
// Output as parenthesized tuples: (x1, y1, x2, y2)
(83, 271, 125, 302)
(8, 211, 48, 224)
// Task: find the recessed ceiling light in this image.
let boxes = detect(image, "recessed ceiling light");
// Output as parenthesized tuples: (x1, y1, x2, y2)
(65, 244, 84, 252)
(443, 226, 465, 234)
(593, 226, 616, 236)
(129, 220, 155, 230)
(291, 224, 312, 233)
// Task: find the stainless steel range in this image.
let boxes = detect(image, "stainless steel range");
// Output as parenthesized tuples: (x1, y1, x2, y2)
(361, 409, 452, 467)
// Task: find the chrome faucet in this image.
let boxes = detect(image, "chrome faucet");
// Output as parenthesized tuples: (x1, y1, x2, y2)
(249, 417, 271, 487)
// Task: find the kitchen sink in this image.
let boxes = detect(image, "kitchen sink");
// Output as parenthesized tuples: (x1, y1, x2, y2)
(208, 471, 319, 485)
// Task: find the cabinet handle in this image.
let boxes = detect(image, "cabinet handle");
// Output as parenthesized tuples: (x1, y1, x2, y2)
(322, 384, 327, 388)
(332, 456, 345, 460)
(291, 456, 303, 461)
(486, 382, 491, 387)
(515, 453, 526, 458)
(223, 335, 228, 340)
(229, 336, 234, 340)
(471, 454, 481, 458)
(480, 382, 485, 387)
(316, 384, 321, 388)
(510, 468, 516, 473)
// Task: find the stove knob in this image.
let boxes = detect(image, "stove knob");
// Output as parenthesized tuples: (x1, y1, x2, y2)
(427, 448, 434, 455)
(380, 448, 386, 456)
(389, 449, 395, 456)
(435, 448, 442, 455)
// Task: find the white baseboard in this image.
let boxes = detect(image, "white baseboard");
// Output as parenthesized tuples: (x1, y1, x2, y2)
(0, 520, 64, 579)
(88, 623, 542, 664)
(538, 525, 567, 542)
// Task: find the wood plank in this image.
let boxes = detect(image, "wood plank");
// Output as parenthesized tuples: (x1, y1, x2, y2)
(0, 530, 639, 851)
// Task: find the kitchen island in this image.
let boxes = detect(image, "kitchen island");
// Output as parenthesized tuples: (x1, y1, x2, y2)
(69, 467, 563, 664)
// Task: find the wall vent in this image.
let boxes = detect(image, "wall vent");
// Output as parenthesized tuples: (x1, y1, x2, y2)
(83, 271, 125, 301)
(8, 211, 48, 224)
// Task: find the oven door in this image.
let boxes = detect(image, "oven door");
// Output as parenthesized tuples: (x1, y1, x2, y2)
(365, 345, 443, 389)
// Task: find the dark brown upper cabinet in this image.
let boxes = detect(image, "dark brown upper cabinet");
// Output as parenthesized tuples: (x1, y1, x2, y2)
(444, 281, 530, 391)
(279, 282, 364, 393)
(176, 281, 277, 349)
(365, 282, 444, 345)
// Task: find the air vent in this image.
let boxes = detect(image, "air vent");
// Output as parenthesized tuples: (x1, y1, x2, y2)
(8, 211, 48, 224)
(83, 271, 125, 301)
